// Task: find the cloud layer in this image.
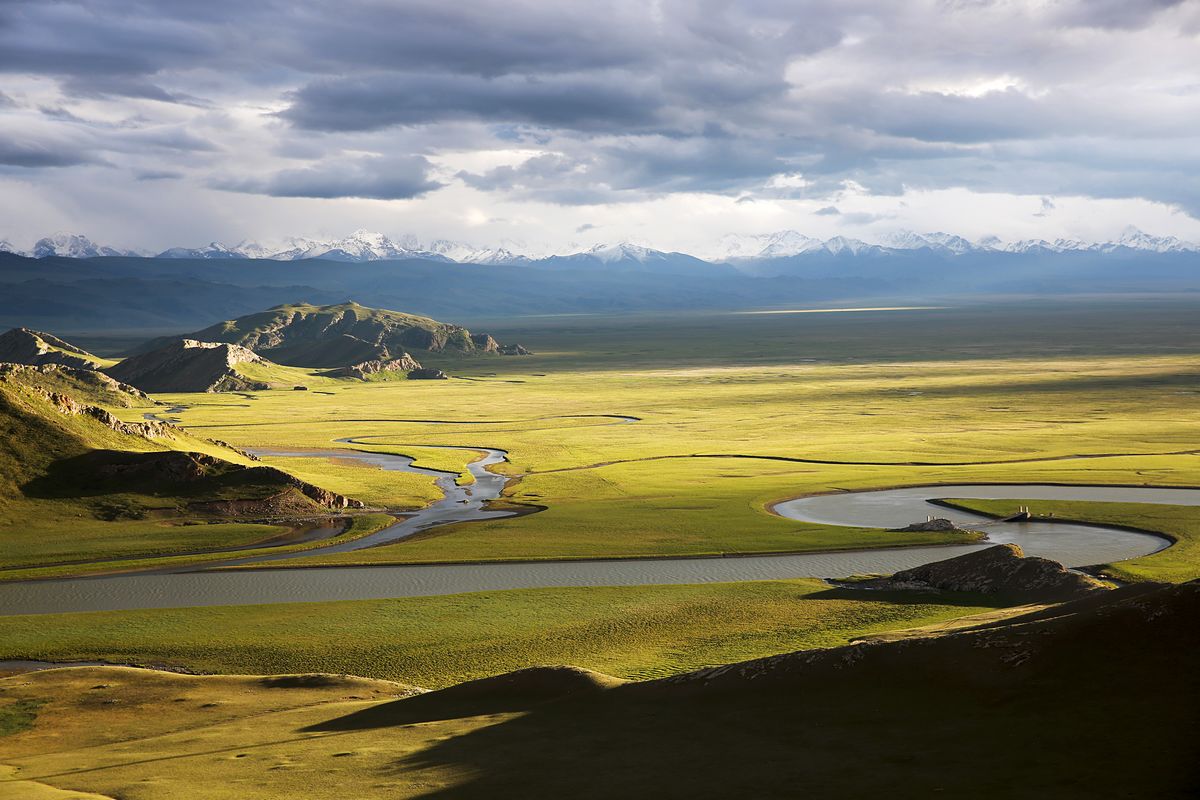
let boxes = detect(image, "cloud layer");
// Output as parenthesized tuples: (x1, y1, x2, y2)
(0, 0, 1198, 250)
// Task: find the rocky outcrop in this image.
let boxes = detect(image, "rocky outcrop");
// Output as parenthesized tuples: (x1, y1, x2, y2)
(105, 339, 271, 393)
(407, 367, 448, 380)
(0, 327, 107, 370)
(83, 450, 360, 513)
(863, 543, 1106, 602)
(320, 354, 422, 380)
(45, 390, 178, 439)
(470, 333, 500, 353)
(499, 343, 532, 355)
(891, 517, 966, 532)
(4, 377, 176, 440)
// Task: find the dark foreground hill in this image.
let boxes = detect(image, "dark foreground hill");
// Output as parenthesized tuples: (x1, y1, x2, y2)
(0, 364, 358, 520)
(307, 576, 1199, 799)
(132, 301, 511, 366)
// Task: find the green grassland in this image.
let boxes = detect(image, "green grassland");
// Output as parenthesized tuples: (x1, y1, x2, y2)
(0, 579, 999, 686)
(941, 497, 1200, 583)
(0, 513, 394, 582)
(128, 301, 1200, 567)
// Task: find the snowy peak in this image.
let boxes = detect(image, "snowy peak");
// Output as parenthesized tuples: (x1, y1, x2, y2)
(584, 242, 673, 263)
(157, 242, 246, 259)
(1111, 226, 1197, 253)
(426, 239, 531, 265)
(722, 228, 1199, 259)
(718, 230, 824, 259)
(31, 233, 142, 259)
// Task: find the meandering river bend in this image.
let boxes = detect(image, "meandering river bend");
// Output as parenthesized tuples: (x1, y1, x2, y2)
(0, 436, 1191, 616)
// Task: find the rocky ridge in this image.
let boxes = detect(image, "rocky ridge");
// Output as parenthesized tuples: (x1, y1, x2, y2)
(320, 355, 423, 380)
(0, 327, 108, 370)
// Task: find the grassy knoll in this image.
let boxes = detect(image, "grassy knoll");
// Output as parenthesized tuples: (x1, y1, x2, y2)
(941, 498, 1200, 582)
(0, 580, 999, 686)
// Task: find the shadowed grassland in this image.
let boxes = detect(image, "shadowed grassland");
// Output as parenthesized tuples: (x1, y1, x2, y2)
(0, 580, 1000, 686)
(0, 579, 1193, 800)
(941, 497, 1200, 582)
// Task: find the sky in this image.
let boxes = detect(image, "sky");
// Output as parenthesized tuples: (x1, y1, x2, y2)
(1, 0, 1199, 256)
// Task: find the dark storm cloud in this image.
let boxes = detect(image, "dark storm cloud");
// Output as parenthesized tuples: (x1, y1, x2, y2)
(0, 0, 1197, 214)
(282, 72, 668, 133)
(219, 155, 443, 200)
(0, 140, 95, 168)
(1051, 0, 1186, 29)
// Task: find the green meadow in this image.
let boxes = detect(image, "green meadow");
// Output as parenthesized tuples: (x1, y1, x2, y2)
(0, 580, 1000, 687)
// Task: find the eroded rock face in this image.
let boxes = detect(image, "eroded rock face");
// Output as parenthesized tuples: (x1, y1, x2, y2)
(320, 354, 423, 380)
(881, 543, 1106, 602)
(470, 333, 500, 353)
(0, 327, 106, 370)
(21, 384, 177, 440)
(499, 343, 532, 355)
(105, 339, 271, 393)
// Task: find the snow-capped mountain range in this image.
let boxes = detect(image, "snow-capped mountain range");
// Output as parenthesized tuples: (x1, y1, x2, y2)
(1, 226, 1196, 264)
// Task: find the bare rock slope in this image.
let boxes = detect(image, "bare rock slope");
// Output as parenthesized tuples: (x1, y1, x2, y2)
(105, 339, 270, 393)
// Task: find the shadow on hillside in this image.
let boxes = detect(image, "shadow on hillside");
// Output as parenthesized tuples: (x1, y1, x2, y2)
(313, 583, 1200, 799)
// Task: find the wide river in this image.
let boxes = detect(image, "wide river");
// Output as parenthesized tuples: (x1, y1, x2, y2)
(0, 444, 1191, 616)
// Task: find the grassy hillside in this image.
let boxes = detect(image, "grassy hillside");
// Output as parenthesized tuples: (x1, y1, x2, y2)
(0, 368, 362, 577)
(0, 580, 1192, 799)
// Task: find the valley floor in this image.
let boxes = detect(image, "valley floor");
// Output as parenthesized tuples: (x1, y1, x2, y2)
(2, 299, 1199, 797)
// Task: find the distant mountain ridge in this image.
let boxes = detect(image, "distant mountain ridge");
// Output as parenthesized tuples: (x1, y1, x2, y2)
(3, 226, 1196, 265)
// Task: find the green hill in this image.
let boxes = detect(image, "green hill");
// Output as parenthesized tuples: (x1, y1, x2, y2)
(132, 301, 510, 368)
